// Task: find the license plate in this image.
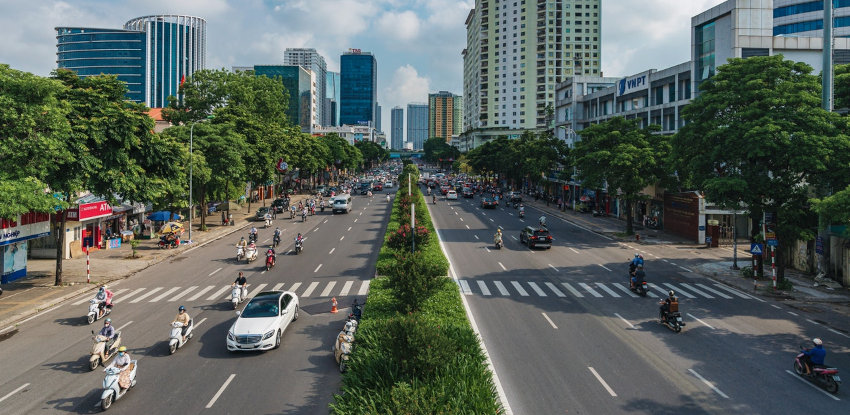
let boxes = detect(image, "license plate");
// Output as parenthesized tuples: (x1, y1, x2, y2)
(834, 375, 841, 382)
(676, 317, 683, 322)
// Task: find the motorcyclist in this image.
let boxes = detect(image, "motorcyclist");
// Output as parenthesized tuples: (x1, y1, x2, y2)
(95, 285, 114, 317)
(539, 215, 547, 229)
(432, 194, 437, 204)
(273, 227, 281, 245)
(109, 346, 131, 372)
(232, 272, 248, 299)
(236, 236, 247, 248)
(99, 318, 117, 350)
(295, 232, 303, 245)
(494, 229, 503, 246)
(266, 246, 276, 266)
(249, 226, 258, 242)
(659, 290, 678, 321)
(802, 338, 827, 376)
(302, 207, 308, 221)
(172, 306, 191, 341)
(519, 204, 525, 216)
(631, 264, 646, 289)
(386, 194, 391, 203)
(630, 253, 644, 272)
(264, 211, 272, 225)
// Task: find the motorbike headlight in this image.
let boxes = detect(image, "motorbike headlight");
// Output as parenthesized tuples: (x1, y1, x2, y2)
(227, 331, 235, 341)
(262, 330, 275, 340)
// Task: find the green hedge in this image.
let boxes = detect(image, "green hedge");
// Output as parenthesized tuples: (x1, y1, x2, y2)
(331, 164, 503, 415)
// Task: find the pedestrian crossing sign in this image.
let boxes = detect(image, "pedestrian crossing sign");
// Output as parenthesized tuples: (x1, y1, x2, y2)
(750, 243, 763, 255)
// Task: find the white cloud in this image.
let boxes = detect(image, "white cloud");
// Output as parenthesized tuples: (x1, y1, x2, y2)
(376, 10, 421, 42)
(380, 65, 430, 140)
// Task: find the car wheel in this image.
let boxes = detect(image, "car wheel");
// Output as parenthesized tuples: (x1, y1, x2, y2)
(274, 330, 281, 349)
(293, 305, 299, 321)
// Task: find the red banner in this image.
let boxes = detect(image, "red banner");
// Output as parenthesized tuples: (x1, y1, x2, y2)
(77, 201, 113, 221)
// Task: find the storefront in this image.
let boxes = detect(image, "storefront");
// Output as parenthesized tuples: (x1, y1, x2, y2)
(1, 212, 51, 283)
(663, 191, 705, 243)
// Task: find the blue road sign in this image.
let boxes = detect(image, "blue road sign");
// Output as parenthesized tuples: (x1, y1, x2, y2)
(767, 239, 779, 247)
(750, 243, 763, 255)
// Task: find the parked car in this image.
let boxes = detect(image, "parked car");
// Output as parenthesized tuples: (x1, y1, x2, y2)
(226, 291, 299, 352)
(481, 197, 497, 209)
(519, 226, 552, 249)
(255, 206, 271, 221)
(446, 190, 458, 200)
(271, 198, 289, 214)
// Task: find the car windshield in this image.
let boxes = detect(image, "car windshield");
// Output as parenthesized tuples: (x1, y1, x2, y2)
(240, 298, 280, 318)
(334, 200, 346, 205)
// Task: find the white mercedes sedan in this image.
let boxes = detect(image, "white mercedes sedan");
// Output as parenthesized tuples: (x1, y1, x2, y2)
(226, 291, 299, 352)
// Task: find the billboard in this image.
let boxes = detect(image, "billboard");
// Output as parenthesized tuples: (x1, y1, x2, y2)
(1, 212, 50, 246)
(617, 71, 651, 97)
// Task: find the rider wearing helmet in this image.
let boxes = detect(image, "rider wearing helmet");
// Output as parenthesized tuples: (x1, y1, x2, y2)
(99, 318, 116, 349)
(95, 285, 114, 316)
(659, 290, 678, 321)
(631, 264, 646, 289)
(237, 236, 247, 248)
(111, 346, 131, 371)
(172, 305, 192, 340)
(802, 338, 827, 376)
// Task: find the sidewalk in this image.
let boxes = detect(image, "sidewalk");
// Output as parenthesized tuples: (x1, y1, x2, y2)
(0, 194, 316, 332)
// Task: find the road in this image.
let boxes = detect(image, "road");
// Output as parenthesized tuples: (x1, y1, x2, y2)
(428, 190, 850, 414)
(0, 192, 392, 414)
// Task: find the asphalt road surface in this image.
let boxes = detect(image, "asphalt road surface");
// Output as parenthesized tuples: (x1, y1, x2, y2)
(0, 192, 391, 414)
(428, 190, 850, 415)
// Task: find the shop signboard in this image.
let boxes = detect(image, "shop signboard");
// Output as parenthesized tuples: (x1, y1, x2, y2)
(78, 201, 112, 221)
(1, 213, 51, 246)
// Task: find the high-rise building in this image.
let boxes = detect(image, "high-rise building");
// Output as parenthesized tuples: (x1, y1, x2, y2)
(57, 15, 206, 107)
(428, 91, 463, 143)
(326, 71, 341, 126)
(407, 103, 429, 151)
(390, 106, 404, 150)
(463, 1, 601, 133)
(284, 48, 327, 128)
(375, 103, 382, 131)
(340, 50, 377, 127)
(254, 65, 313, 132)
(773, 0, 850, 37)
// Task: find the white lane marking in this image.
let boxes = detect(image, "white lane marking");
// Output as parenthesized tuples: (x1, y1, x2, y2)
(548, 264, 559, 272)
(528, 282, 547, 297)
(712, 284, 759, 300)
(588, 367, 618, 397)
(187, 285, 215, 301)
(784, 370, 841, 401)
(788, 311, 799, 316)
(206, 374, 236, 408)
(288, 282, 302, 293)
(0, 383, 30, 404)
(662, 283, 695, 299)
(194, 317, 208, 329)
(511, 235, 518, 240)
(489, 218, 494, 222)
(338, 281, 353, 296)
(477, 280, 491, 296)
(561, 282, 583, 297)
(498, 225, 503, 230)
(354, 218, 358, 222)
(485, 247, 491, 253)
(498, 262, 507, 271)
(614, 313, 635, 328)
(347, 226, 352, 231)
(807, 319, 822, 327)
(493, 281, 510, 296)
(320, 282, 337, 297)
(647, 253, 657, 258)
(271, 283, 285, 291)
(598, 264, 612, 272)
(329, 248, 335, 255)
(679, 266, 692, 272)
(662, 259, 670, 263)
(455, 211, 459, 215)
(459, 279, 472, 295)
(670, 262, 679, 266)
(466, 224, 471, 229)
(150, 287, 181, 302)
(688, 369, 729, 399)
(612, 283, 639, 298)
(314, 227, 320, 232)
(474, 235, 479, 240)
(694, 283, 733, 299)
(569, 248, 580, 254)
(210, 285, 233, 301)
(248, 283, 268, 297)
(544, 282, 565, 297)
(828, 328, 850, 339)
(116, 321, 133, 331)
(324, 219, 328, 223)
(314, 264, 323, 273)
(73, 294, 97, 305)
(357, 280, 370, 296)
(112, 288, 146, 304)
(359, 212, 363, 216)
(169, 286, 197, 302)
(595, 283, 621, 298)
(579, 283, 603, 298)
(771, 304, 782, 309)
(261, 271, 266, 275)
(460, 217, 464, 222)
(510, 281, 529, 296)
(542, 313, 558, 329)
(687, 313, 715, 329)
(262, 238, 270, 243)
(301, 281, 320, 297)
(680, 283, 714, 299)
(129, 287, 163, 303)
(339, 236, 344, 241)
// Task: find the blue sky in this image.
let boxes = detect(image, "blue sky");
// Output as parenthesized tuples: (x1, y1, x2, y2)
(1, 0, 721, 140)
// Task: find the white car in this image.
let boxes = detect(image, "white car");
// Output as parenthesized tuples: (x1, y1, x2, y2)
(226, 291, 299, 351)
(384, 181, 393, 188)
(446, 190, 458, 200)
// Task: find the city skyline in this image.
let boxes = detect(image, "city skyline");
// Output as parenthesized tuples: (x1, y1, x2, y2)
(3, 0, 724, 135)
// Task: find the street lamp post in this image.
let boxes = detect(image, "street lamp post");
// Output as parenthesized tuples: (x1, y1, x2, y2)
(188, 115, 214, 243)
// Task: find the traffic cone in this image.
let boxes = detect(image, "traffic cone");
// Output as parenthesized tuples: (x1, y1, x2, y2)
(331, 297, 338, 313)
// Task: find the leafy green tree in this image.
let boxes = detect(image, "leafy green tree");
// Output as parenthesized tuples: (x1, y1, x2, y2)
(356, 140, 390, 169)
(836, 64, 850, 112)
(574, 117, 667, 235)
(422, 137, 460, 166)
(673, 55, 850, 280)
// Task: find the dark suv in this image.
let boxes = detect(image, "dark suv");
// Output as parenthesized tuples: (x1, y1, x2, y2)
(509, 191, 523, 203)
(481, 197, 497, 209)
(520, 226, 552, 249)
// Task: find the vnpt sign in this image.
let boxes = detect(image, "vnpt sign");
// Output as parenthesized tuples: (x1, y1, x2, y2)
(617, 72, 650, 97)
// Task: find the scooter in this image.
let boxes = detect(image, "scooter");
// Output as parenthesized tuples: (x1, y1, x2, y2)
(168, 320, 194, 355)
(245, 246, 258, 263)
(660, 309, 685, 333)
(272, 234, 281, 248)
(87, 299, 112, 325)
(333, 330, 354, 373)
(519, 209, 525, 219)
(266, 253, 276, 271)
(100, 360, 137, 411)
(494, 235, 503, 249)
(231, 286, 247, 309)
(90, 330, 122, 371)
(264, 217, 272, 228)
(629, 274, 648, 297)
(290, 207, 296, 219)
(794, 345, 841, 394)
(294, 239, 303, 255)
(157, 236, 179, 249)
(236, 246, 245, 262)
(248, 232, 258, 244)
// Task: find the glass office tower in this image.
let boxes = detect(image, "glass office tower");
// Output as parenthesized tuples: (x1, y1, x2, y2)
(340, 50, 377, 126)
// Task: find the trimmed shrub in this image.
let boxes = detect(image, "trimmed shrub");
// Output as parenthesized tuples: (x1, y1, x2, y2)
(385, 251, 444, 312)
(386, 223, 430, 251)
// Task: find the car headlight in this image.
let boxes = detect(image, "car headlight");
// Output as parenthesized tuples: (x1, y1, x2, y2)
(262, 330, 275, 340)
(227, 331, 235, 341)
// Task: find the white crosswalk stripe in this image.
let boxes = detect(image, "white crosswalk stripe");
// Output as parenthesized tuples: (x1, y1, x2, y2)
(493, 281, 510, 296)
(544, 282, 565, 297)
(458, 279, 472, 295)
(713, 284, 752, 299)
(301, 281, 320, 297)
(478, 280, 492, 296)
(579, 283, 603, 298)
(169, 286, 197, 302)
(561, 282, 583, 297)
(695, 283, 733, 299)
(680, 283, 713, 299)
(208, 286, 231, 301)
(271, 283, 285, 291)
(662, 283, 695, 299)
(511, 281, 529, 296)
(130, 287, 163, 303)
(612, 283, 639, 298)
(288, 282, 302, 294)
(150, 287, 181, 302)
(527, 282, 546, 297)
(112, 288, 146, 304)
(187, 285, 215, 301)
(320, 282, 337, 297)
(357, 280, 370, 296)
(248, 284, 268, 297)
(595, 283, 620, 298)
(339, 281, 353, 296)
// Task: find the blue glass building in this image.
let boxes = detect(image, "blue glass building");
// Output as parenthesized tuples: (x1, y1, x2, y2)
(57, 15, 205, 108)
(407, 103, 428, 151)
(326, 71, 341, 126)
(254, 65, 313, 132)
(340, 51, 377, 127)
(56, 27, 146, 102)
(773, 0, 850, 37)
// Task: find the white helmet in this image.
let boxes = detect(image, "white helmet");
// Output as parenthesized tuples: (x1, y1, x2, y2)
(813, 338, 823, 346)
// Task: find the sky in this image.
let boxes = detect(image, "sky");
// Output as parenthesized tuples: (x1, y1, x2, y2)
(1, 0, 722, 141)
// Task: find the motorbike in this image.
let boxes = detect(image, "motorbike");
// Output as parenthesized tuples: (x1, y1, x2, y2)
(295, 238, 303, 255)
(333, 318, 358, 373)
(310, 205, 316, 215)
(157, 235, 179, 249)
(100, 360, 137, 411)
(87, 299, 112, 324)
(512, 201, 519, 209)
(272, 234, 281, 248)
(168, 320, 194, 355)
(290, 207, 296, 219)
(236, 246, 245, 262)
(519, 208, 525, 218)
(264, 217, 272, 228)
(245, 246, 258, 263)
(660, 307, 685, 333)
(320, 202, 326, 212)
(248, 232, 258, 244)
(629, 272, 648, 297)
(231, 285, 247, 309)
(302, 212, 308, 222)
(794, 346, 841, 394)
(266, 253, 276, 271)
(89, 330, 122, 371)
(494, 235, 503, 249)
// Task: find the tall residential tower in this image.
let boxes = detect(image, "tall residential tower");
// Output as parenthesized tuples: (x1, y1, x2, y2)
(390, 106, 404, 150)
(284, 48, 327, 128)
(428, 91, 463, 143)
(407, 103, 429, 151)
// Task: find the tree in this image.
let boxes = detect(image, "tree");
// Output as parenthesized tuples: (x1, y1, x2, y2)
(422, 137, 460, 165)
(672, 55, 850, 281)
(836, 63, 850, 112)
(573, 117, 668, 235)
(355, 140, 389, 169)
